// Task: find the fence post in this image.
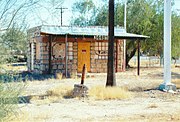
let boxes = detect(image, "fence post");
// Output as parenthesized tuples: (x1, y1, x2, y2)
(81, 64, 86, 85)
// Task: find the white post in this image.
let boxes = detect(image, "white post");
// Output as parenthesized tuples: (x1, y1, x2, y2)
(164, 0, 171, 85)
(123, 0, 127, 71)
(124, 0, 127, 31)
(159, 0, 176, 91)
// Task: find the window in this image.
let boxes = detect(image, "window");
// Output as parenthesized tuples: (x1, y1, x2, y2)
(95, 42, 108, 59)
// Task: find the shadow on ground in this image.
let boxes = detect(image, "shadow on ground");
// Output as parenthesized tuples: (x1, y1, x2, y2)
(0, 71, 55, 82)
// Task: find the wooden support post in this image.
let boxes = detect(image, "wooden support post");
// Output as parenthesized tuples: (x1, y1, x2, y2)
(123, 39, 126, 71)
(116, 39, 118, 72)
(48, 35, 52, 74)
(65, 34, 68, 77)
(137, 40, 140, 76)
(81, 64, 86, 85)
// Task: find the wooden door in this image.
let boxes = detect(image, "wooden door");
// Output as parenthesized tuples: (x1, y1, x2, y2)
(78, 42, 90, 72)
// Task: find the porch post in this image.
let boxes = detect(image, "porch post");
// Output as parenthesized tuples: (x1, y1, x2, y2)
(116, 39, 118, 72)
(65, 34, 68, 77)
(123, 39, 126, 71)
(137, 40, 140, 76)
(48, 35, 52, 74)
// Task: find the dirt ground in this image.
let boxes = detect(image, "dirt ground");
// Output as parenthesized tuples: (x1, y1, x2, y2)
(9, 67, 180, 122)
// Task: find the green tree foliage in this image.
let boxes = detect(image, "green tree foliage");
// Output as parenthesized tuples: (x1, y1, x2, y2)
(0, 27, 26, 63)
(71, 0, 96, 26)
(125, 0, 155, 67)
(94, 3, 124, 26)
(94, 5, 108, 26)
(172, 13, 180, 58)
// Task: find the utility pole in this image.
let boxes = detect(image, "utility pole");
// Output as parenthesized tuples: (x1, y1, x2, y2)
(106, 0, 116, 87)
(56, 7, 68, 26)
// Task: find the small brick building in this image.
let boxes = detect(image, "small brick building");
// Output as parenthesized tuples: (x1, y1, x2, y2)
(27, 25, 147, 76)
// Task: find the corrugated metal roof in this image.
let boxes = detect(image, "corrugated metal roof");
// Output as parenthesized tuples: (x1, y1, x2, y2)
(38, 25, 149, 39)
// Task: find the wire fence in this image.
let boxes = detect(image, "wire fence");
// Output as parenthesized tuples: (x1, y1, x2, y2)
(129, 56, 180, 67)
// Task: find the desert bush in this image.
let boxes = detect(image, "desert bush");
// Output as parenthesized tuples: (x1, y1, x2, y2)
(0, 82, 23, 121)
(88, 86, 132, 100)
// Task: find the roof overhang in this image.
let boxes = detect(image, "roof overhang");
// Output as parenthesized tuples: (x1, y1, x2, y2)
(32, 25, 149, 40)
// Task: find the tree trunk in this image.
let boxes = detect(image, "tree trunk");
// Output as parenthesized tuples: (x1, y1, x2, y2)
(106, 0, 116, 87)
(126, 47, 137, 68)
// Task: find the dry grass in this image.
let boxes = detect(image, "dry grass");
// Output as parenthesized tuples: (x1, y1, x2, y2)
(147, 103, 158, 108)
(55, 72, 63, 80)
(88, 86, 132, 100)
(70, 72, 78, 79)
(8, 111, 52, 122)
(29, 85, 74, 104)
(172, 79, 180, 89)
(46, 85, 73, 99)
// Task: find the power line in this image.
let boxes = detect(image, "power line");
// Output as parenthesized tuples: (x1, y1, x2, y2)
(56, 7, 68, 26)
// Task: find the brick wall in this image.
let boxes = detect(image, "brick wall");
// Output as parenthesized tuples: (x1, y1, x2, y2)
(27, 34, 125, 74)
(90, 40, 124, 73)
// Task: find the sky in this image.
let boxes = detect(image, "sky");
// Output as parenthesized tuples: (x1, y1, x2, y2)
(27, 0, 180, 28)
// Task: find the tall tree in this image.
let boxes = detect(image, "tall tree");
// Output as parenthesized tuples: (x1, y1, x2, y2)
(125, 0, 155, 67)
(71, 0, 96, 26)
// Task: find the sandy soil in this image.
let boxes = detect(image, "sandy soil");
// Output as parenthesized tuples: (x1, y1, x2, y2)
(9, 67, 180, 122)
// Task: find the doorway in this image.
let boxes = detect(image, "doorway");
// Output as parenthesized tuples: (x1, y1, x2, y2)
(78, 42, 90, 72)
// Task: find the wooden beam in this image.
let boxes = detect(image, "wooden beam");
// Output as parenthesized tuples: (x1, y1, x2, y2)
(41, 35, 95, 43)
